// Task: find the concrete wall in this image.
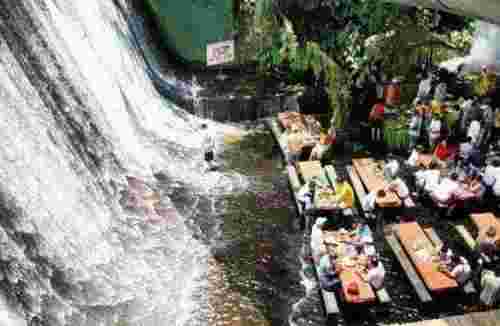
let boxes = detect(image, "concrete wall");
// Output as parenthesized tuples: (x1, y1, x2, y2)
(191, 94, 299, 122)
(144, 0, 234, 64)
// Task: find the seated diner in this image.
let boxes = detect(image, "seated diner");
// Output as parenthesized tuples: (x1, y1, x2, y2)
(318, 253, 341, 291)
(333, 173, 354, 210)
(440, 255, 471, 285)
(297, 179, 316, 212)
(438, 244, 454, 268)
(287, 124, 305, 162)
(431, 172, 461, 208)
(477, 225, 499, 258)
(433, 139, 452, 165)
(485, 159, 500, 197)
(309, 131, 335, 161)
(359, 256, 386, 290)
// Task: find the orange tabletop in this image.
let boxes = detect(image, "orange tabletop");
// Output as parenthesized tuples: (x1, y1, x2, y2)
(339, 269, 376, 304)
(352, 158, 401, 208)
(396, 222, 458, 292)
(471, 213, 500, 243)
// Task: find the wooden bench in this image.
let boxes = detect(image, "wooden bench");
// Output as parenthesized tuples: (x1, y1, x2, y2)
(455, 225, 491, 264)
(287, 164, 303, 218)
(385, 228, 432, 302)
(422, 226, 476, 294)
(346, 165, 367, 213)
(324, 165, 337, 187)
(375, 287, 391, 304)
(265, 118, 287, 159)
(321, 290, 340, 316)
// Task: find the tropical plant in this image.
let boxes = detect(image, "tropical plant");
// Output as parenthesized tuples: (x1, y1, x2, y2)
(248, 0, 475, 128)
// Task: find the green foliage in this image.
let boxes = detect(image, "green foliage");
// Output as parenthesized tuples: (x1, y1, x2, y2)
(251, 0, 475, 127)
(255, 0, 273, 22)
(255, 16, 350, 127)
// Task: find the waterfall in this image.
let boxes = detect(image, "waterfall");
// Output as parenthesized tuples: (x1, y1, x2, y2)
(441, 21, 500, 72)
(0, 0, 245, 324)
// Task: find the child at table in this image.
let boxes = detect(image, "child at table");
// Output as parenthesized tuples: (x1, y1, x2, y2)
(442, 255, 471, 285)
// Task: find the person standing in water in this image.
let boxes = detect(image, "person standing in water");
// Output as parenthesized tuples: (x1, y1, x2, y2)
(201, 123, 216, 171)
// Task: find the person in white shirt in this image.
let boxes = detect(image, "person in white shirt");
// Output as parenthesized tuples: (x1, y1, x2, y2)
(429, 116, 442, 148)
(415, 165, 441, 195)
(386, 177, 409, 200)
(201, 123, 216, 171)
(468, 120, 481, 146)
(485, 159, 500, 197)
(459, 136, 474, 161)
(431, 172, 460, 206)
(384, 159, 400, 181)
(414, 73, 433, 105)
(297, 179, 316, 212)
(434, 82, 447, 103)
(362, 256, 385, 290)
(460, 97, 475, 135)
(443, 255, 471, 285)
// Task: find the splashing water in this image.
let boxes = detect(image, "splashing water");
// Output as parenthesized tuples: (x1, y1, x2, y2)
(441, 21, 500, 72)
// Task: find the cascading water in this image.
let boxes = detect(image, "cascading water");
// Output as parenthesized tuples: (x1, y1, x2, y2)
(0, 0, 250, 325)
(441, 20, 500, 72)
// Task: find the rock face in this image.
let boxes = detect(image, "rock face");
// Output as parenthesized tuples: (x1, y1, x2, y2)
(0, 0, 222, 325)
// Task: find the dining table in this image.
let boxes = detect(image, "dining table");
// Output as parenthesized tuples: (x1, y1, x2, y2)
(322, 227, 377, 304)
(395, 222, 458, 292)
(352, 158, 401, 208)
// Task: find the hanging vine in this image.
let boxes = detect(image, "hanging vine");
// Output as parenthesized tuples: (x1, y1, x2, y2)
(255, 11, 351, 127)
